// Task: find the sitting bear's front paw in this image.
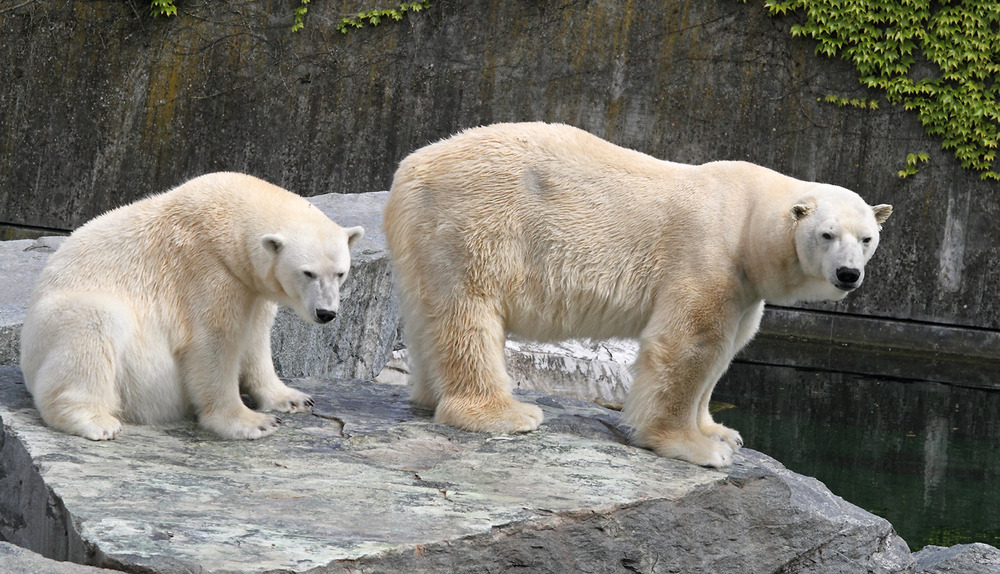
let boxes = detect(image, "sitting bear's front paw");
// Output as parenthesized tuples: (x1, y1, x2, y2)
(200, 409, 282, 440)
(254, 384, 315, 414)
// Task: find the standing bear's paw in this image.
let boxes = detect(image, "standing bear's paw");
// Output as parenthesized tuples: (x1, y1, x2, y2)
(435, 397, 544, 434)
(700, 421, 744, 453)
(642, 428, 735, 468)
(199, 408, 282, 440)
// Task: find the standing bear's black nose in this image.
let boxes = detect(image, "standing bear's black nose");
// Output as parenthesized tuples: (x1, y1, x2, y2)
(315, 309, 337, 324)
(836, 267, 861, 284)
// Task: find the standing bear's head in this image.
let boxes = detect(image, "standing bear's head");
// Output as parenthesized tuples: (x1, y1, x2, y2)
(790, 185, 892, 302)
(261, 224, 365, 324)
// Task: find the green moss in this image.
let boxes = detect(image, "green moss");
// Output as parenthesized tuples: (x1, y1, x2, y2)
(335, 1, 432, 34)
(750, 0, 1000, 180)
(149, 0, 176, 18)
(147, 1, 431, 33)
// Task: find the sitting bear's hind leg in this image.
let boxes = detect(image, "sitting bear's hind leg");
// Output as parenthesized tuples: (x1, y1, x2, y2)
(35, 355, 124, 441)
(25, 297, 125, 440)
(429, 297, 543, 433)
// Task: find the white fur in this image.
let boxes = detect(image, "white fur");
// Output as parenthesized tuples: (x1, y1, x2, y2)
(20, 172, 363, 440)
(384, 122, 891, 467)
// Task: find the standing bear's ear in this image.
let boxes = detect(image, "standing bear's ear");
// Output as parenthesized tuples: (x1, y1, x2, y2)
(345, 226, 365, 248)
(791, 203, 814, 221)
(261, 234, 285, 255)
(872, 204, 893, 227)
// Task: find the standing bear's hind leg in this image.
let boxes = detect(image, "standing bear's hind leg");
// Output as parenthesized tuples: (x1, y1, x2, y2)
(427, 297, 543, 433)
(400, 297, 440, 411)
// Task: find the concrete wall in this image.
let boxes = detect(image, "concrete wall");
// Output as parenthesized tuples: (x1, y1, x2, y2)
(2, 0, 997, 335)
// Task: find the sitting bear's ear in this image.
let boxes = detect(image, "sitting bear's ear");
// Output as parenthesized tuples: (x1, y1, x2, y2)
(791, 203, 814, 221)
(872, 204, 892, 227)
(346, 226, 365, 248)
(261, 234, 285, 255)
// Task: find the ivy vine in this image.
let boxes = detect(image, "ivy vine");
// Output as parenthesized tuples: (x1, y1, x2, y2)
(291, 0, 311, 33)
(149, 0, 176, 18)
(148, 1, 430, 34)
(756, 0, 1000, 180)
(335, 1, 431, 34)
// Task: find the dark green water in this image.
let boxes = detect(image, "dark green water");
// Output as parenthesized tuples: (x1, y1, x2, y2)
(713, 363, 1000, 551)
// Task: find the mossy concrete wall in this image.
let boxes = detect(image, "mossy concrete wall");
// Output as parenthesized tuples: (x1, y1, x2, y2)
(1, 0, 997, 333)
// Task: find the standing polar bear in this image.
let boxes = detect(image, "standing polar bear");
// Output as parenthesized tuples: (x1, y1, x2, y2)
(21, 172, 364, 441)
(384, 122, 891, 468)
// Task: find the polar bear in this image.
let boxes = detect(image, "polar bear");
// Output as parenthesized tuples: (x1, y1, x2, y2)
(384, 122, 891, 467)
(20, 172, 364, 440)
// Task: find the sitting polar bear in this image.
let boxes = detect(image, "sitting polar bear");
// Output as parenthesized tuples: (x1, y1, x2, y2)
(21, 172, 364, 440)
(384, 122, 891, 468)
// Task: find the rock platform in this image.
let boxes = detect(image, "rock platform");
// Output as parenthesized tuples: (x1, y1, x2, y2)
(1, 365, 921, 573)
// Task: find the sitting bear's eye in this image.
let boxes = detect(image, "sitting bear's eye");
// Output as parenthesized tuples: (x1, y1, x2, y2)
(303, 270, 316, 279)
(821, 233, 834, 240)
(337, 272, 345, 280)
(862, 237, 872, 244)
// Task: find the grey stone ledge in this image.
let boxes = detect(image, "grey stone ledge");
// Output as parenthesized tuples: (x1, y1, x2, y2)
(1, 365, 918, 574)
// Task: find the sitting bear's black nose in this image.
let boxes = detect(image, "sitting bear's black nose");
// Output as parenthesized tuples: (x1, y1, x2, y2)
(836, 267, 861, 284)
(315, 309, 337, 324)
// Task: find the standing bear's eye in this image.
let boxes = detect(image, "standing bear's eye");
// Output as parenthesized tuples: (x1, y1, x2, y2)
(862, 237, 873, 244)
(303, 270, 317, 279)
(821, 233, 834, 240)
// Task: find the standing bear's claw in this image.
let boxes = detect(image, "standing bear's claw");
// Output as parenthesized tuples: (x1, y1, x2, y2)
(435, 398, 544, 434)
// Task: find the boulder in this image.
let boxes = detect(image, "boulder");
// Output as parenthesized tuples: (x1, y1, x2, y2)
(0, 543, 114, 574)
(0, 365, 916, 573)
(913, 543, 1000, 574)
(0, 236, 62, 367)
(505, 338, 636, 409)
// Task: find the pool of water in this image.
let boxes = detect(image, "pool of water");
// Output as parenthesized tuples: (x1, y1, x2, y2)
(712, 363, 1000, 551)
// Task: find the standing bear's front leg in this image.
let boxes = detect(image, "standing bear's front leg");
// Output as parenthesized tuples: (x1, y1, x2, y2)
(623, 290, 744, 468)
(695, 300, 764, 453)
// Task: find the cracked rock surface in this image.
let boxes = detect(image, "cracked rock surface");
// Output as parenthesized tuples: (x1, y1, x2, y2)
(1, 366, 917, 573)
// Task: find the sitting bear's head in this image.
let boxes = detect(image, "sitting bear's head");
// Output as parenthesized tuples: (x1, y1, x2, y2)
(261, 224, 364, 324)
(791, 186, 892, 301)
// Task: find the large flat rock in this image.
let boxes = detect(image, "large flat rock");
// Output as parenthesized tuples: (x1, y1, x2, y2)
(0, 365, 915, 573)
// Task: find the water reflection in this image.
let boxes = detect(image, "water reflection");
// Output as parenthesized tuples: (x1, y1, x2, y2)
(713, 363, 1000, 551)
